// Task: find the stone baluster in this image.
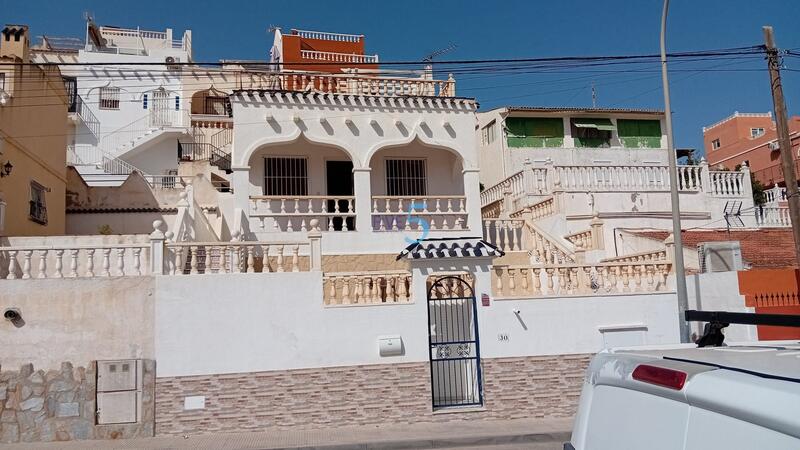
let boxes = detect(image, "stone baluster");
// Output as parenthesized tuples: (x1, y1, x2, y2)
(494, 266, 504, 297)
(189, 246, 199, 274)
(398, 274, 408, 301)
(520, 268, 529, 296)
(132, 248, 142, 276)
(116, 248, 125, 276)
(101, 248, 111, 277)
(260, 244, 269, 273)
(291, 245, 300, 272)
(173, 247, 183, 275)
(327, 277, 337, 305)
(54, 249, 64, 278)
(6, 250, 18, 280)
(86, 249, 95, 277)
(341, 277, 351, 304)
(37, 249, 48, 279)
(646, 264, 655, 291)
(69, 249, 79, 278)
(246, 245, 255, 273)
(386, 275, 396, 302)
(203, 246, 212, 274)
(276, 245, 285, 272)
(508, 268, 517, 296)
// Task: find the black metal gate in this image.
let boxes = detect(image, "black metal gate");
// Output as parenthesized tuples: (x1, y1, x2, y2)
(426, 275, 483, 409)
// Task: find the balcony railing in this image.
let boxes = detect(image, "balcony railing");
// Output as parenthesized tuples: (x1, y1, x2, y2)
(250, 196, 356, 232)
(371, 196, 468, 231)
(300, 50, 378, 64)
(68, 94, 100, 139)
(240, 72, 456, 98)
(292, 29, 363, 42)
(323, 270, 412, 306)
(177, 142, 231, 172)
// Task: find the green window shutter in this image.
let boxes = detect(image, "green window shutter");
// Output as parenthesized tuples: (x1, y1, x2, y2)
(617, 119, 662, 148)
(506, 118, 563, 148)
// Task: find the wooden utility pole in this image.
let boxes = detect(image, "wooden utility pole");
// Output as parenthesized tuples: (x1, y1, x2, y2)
(764, 26, 800, 266)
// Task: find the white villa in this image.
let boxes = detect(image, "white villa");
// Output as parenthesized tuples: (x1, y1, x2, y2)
(0, 21, 782, 445)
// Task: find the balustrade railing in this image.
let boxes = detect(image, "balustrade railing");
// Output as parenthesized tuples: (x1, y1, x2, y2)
(251, 72, 456, 98)
(293, 29, 363, 42)
(178, 142, 231, 172)
(371, 196, 467, 231)
(480, 171, 523, 207)
(323, 270, 412, 306)
(708, 171, 745, 197)
(251, 196, 356, 232)
(601, 249, 668, 264)
(483, 219, 525, 252)
(493, 262, 672, 299)
(165, 241, 311, 274)
(765, 185, 787, 204)
(301, 50, 378, 64)
(69, 94, 100, 139)
(554, 165, 703, 192)
(564, 229, 594, 250)
(524, 197, 557, 220)
(756, 206, 791, 228)
(527, 221, 574, 265)
(1, 244, 149, 279)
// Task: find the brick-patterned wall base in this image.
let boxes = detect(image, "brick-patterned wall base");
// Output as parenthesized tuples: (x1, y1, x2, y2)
(155, 354, 591, 436)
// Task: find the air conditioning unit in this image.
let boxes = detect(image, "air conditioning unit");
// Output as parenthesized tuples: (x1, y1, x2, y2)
(165, 56, 180, 71)
(698, 241, 744, 273)
(769, 141, 780, 151)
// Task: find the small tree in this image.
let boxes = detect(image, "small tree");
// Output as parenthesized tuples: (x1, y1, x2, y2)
(751, 173, 767, 206)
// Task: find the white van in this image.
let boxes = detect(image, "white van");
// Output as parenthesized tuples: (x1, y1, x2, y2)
(565, 342, 800, 450)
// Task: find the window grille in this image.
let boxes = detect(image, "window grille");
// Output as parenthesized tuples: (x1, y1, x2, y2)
(29, 181, 48, 225)
(386, 159, 427, 196)
(175, 96, 180, 111)
(264, 157, 308, 196)
(142, 93, 148, 109)
(203, 96, 231, 116)
(99, 87, 120, 109)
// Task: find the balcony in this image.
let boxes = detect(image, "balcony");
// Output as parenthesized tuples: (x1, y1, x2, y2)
(300, 50, 378, 64)
(292, 29, 363, 43)
(67, 93, 100, 139)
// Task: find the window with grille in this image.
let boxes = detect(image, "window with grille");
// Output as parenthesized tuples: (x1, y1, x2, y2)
(99, 87, 120, 109)
(264, 157, 308, 196)
(386, 159, 427, 196)
(204, 96, 231, 116)
(29, 181, 48, 225)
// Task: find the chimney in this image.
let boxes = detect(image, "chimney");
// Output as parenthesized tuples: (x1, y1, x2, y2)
(1, 24, 30, 63)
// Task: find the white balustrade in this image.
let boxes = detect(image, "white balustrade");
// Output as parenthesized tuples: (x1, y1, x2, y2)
(371, 196, 467, 231)
(480, 171, 524, 207)
(165, 241, 312, 274)
(493, 262, 672, 299)
(250, 196, 356, 232)
(524, 197, 557, 220)
(293, 29, 363, 42)
(756, 206, 791, 228)
(601, 249, 668, 264)
(258, 72, 456, 98)
(301, 50, 378, 64)
(526, 222, 575, 265)
(0, 244, 149, 279)
(483, 219, 525, 252)
(564, 229, 594, 250)
(765, 185, 787, 204)
(708, 171, 745, 196)
(323, 270, 412, 305)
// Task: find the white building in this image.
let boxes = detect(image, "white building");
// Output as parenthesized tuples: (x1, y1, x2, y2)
(476, 106, 759, 268)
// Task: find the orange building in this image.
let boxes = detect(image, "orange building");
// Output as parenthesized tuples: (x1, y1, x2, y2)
(703, 111, 800, 187)
(270, 28, 379, 74)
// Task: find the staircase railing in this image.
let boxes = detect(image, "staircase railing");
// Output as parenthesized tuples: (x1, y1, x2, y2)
(99, 114, 153, 156)
(178, 142, 231, 172)
(211, 127, 233, 150)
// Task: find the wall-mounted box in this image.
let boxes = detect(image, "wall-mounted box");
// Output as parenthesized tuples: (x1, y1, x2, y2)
(378, 335, 403, 357)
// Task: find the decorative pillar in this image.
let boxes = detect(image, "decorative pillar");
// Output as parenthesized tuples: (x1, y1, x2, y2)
(353, 167, 372, 233)
(699, 157, 711, 193)
(463, 168, 483, 233)
(740, 161, 757, 227)
(149, 220, 166, 275)
(308, 219, 322, 271)
(590, 212, 604, 250)
(231, 166, 250, 217)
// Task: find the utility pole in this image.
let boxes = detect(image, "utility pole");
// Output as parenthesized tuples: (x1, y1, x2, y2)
(661, 0, 691, 343)
(764, 26, 800, 266)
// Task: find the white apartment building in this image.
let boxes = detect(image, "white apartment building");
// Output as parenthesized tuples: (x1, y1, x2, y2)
(476, 106, 760, 267)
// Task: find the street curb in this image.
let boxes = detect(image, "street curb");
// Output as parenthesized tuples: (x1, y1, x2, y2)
(280, 430, 571, 450)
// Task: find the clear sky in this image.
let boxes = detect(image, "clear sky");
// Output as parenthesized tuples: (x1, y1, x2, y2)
(3, 0, 800, 155)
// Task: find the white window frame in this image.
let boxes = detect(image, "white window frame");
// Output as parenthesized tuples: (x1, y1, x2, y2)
(481, 121, 496, 146)
(263, 156, 308, 196)
(29, 181, 48, 225)
(711, 138, 721, 150)
(385, 158, 427, 197)
(99, 87, 120, 110)
(750, 127, 765, 138)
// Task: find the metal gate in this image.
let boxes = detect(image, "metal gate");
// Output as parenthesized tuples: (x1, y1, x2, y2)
(150, 88, 170, 127)
(427, 275, 483, 409)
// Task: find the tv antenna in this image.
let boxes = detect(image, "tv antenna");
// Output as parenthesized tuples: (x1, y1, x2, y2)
(422, 43, 458, 63)
(723, 200, 744, 234)
(591, 81, 597, 108)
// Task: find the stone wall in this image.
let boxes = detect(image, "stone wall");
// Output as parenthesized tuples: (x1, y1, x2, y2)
(154, 354, 591, 436)
(0, 360, 156, 444)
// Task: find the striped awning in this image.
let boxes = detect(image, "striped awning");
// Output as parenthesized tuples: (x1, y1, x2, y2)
(396, 237, 505, 260)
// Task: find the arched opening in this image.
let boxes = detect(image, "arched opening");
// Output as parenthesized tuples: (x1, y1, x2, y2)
(190, 87, 231, 116)
(369, 140, 467, 232)
(248, 136, 356, 232)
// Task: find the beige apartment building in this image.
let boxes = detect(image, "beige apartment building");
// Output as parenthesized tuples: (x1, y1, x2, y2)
(0, 24, 69, 236)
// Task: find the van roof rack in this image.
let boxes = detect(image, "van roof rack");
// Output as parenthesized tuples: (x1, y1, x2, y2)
(685, 310, 800, 348)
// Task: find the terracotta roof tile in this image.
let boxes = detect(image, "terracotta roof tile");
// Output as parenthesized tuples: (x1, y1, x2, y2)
(633, 229, 797, 269)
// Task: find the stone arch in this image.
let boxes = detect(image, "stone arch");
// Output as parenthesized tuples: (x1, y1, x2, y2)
(238, 129, 361, 169)
(364, 131, 474, 171)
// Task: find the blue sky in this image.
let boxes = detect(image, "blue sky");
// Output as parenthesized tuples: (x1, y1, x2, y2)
(4, 0, 800, 154)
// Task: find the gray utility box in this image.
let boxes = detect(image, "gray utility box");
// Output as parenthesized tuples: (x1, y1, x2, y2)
(698, 241, 744, 273)
(96, 359, 142, 425)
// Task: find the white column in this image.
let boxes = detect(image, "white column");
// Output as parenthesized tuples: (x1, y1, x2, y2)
(150, 220, 166, 275)
(562, 117, 575, 148)
(353, 167, 372, 233)
(463, 169, 482, 233)
(231, 166, 251, 216)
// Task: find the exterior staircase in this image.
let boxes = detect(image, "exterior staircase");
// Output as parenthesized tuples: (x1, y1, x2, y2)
(69, 110, 190, 187)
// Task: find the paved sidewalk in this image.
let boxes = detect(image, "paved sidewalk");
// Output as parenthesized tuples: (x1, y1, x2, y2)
(3, 417, 572, 450)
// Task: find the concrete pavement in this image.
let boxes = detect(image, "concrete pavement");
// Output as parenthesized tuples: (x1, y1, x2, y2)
(3, 417, 572, 449)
